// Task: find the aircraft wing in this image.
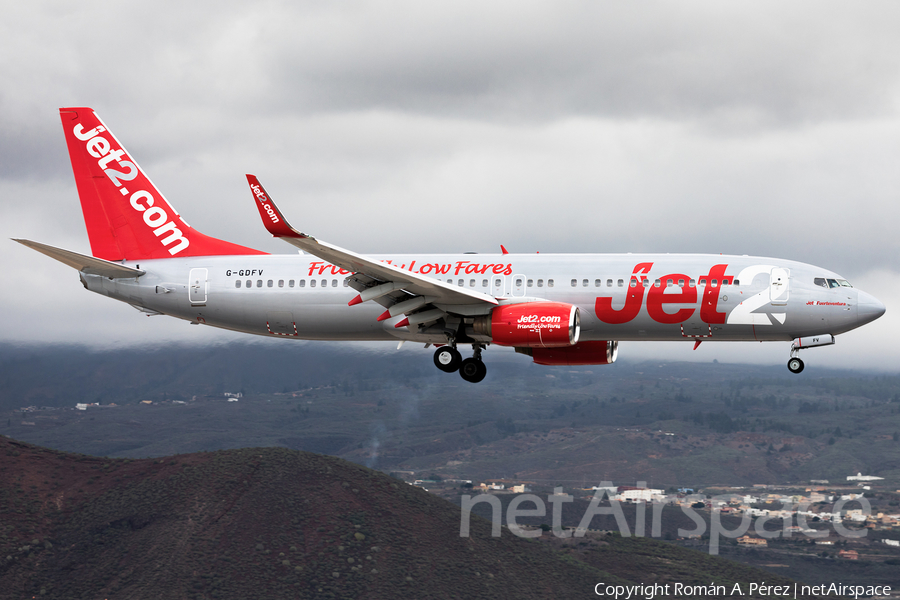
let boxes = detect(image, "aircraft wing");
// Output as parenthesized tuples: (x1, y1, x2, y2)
(13, 239, 145, 278)
(246, 175, 498, 325)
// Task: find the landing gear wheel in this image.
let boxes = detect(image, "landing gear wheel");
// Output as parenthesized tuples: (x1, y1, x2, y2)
(459, 358, 487, 383)
(787, 357, 805, 374)
(433, 347, 461, 373)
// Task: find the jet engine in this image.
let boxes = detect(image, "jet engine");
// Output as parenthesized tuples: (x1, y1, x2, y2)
(472, 302, 580, 347)
(517, 340, 619, 366)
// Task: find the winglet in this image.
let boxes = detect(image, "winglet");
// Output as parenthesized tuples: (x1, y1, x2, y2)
(246, 175, 304, 239)
(500, 245, 509, 255)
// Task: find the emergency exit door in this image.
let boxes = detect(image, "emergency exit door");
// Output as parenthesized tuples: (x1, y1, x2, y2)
(189, 268, 208, 306)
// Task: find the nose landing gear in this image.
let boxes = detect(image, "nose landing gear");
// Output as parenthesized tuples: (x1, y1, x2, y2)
(433, 342, 487, 383)
(786, 335, 834, 374)
(787, 356, 805, 374)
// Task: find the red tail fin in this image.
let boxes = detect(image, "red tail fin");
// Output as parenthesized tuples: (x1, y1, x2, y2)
(59, 107, 265, 260)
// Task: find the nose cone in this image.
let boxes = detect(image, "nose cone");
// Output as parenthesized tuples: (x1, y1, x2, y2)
(857, 290, 886, 326)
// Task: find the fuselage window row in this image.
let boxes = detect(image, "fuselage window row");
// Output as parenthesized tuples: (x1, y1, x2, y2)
(233, 278, 350, 289)
(230, 275, 761, 291)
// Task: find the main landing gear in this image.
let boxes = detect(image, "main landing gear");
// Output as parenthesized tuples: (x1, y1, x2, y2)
(433, 346, 461, 372)
(433, 343, 487, 383)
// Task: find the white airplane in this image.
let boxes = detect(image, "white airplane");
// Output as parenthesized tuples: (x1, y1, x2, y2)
(15, 107, 885, 383)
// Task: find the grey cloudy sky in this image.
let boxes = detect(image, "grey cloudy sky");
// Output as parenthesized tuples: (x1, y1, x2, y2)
(2, 1, 899, 370)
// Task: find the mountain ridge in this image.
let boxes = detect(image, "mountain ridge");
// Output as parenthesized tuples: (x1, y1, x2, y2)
(1, 436, 826, 599)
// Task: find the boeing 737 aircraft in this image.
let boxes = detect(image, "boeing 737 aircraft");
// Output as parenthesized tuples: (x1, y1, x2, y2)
(15, 107, 886, 383)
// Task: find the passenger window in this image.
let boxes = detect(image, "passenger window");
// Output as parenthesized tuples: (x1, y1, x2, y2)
(245, 280, 251, 288)
(235, 280, 241, 288)
(321, 279, 327, 287)
(515, 278, 523, 287)
(256, 280, 262, 288)
(278, 280, 284, 288)
(343, 280, 349, 287)
(607, 279, 613, 287)
(482, 279, 488, 287)
(571, 279, 577, 287)
(629, 278, 637, 288)
(689, 278, 696, 287)
(654, 279, 661, 287)
(678, 279, 684, 287)
(527, 279, 533, 287)
(814, 277, 827, 288)
(666, 279, 673, 287)
(537, 279, 544, 287)
(699, 278, 706, 286)
(267, 280, 273, 287)
(733, 279, 739, 286)
(722, 278, 730, 285)
(310, 280, 316, 288)
(459, 279, 465, 287)
(332, 280, 337, 287)
(289, 280, 294, 288)
(548, 279, 554, 287)
(642, 279, 649, 287)
(299, 280, 306, 288)
(595, 279, 601, 287)
(582, 279, 588, 287)
(617, 279, 624, 287)
(712, 279, 718, 287)
(470, 279, 475, 287)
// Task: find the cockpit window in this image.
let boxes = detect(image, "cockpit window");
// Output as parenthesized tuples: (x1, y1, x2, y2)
(814, 277, 827, 288)
(827, 278, 841, 288)
(838, 279, 852, 288)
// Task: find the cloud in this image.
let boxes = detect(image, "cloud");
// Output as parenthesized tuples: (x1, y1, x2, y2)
(255, 2, 900, 125)
(1, 2, 898, 370)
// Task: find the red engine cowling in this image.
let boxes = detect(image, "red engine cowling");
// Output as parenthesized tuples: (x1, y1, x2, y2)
(473, 302, 580, 348)
(525, 341, 618, 366)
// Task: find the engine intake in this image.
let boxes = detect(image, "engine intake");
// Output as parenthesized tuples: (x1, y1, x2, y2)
(473, 302, 580, 348)
(517, 341, 619, 366)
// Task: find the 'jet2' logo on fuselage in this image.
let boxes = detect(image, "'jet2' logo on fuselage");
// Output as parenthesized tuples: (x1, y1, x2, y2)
(595, 262, 734, 325)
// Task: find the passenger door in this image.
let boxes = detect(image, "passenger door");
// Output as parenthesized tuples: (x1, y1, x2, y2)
(769, 268, 790, 306)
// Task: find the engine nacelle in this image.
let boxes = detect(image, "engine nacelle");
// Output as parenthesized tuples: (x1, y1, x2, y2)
(473, 302, 580, 348)
(518, 340, 619, 366)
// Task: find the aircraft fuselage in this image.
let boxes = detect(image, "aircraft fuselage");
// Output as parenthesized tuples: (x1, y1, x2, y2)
(83, 252, 881, 344)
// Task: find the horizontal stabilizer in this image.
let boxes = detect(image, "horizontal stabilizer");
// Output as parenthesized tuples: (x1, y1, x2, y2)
(13, 239, 145, 278)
